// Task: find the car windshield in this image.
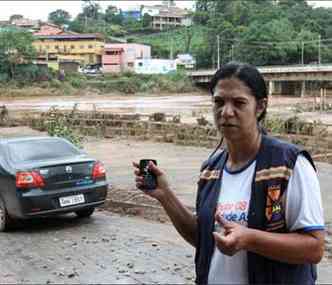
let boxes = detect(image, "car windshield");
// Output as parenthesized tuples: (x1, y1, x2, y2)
(7, 139, 80, 163)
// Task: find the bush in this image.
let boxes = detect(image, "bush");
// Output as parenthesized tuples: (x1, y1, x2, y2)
(14, 64, 53, 83)
(66, 73, 87, 89)
(49, 79, 62, 89)
(45, 112, 83, 148)
(1, 69, 195, 95)
(263, 116, 285, 134)
(61, 82, 75, 96)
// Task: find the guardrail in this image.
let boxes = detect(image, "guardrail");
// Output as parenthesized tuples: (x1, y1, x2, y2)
(188, 64, 332, 77)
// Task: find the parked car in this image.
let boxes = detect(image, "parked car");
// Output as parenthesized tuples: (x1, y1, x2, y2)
(80, 64, 103, 76)
(0, 136, 108, 231)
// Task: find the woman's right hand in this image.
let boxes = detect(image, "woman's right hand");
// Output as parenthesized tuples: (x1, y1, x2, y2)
(133, 161, 171, 201)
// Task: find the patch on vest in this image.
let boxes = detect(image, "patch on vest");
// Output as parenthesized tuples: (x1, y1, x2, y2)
(265, 184, 285, 231)
(255, 166, 292, 182)
(199, 169, 221, 180)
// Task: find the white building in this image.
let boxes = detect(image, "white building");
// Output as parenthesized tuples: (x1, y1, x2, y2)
(175, 54, 196, 69)
(134, 59, 177, 74)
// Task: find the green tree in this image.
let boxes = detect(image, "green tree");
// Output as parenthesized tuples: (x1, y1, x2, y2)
(296, 29, 320, 64)
(142, 13, 152, 28)
(310, 7, 332, 38)
(104, 5, 117, 23)
(240, 18, 297, 65)
(48, 9, 71, 26)
(9, 14, 23, 23)
(0, 29, 36, 79)
(68, 19, 85, 33)
(81, 0, 102, 20)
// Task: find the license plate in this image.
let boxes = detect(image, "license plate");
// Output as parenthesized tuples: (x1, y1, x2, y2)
(59, 194, 85, 207)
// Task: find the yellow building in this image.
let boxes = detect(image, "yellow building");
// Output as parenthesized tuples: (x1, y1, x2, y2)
(33, 33, 105, 69)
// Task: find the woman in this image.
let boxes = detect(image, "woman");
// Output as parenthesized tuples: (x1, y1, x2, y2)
(133, 62, 325, 284)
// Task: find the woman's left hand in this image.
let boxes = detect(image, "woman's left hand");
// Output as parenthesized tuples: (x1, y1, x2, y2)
(213, 214, 253, 256)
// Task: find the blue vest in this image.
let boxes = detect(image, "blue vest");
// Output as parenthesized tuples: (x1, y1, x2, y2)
(195, 135, 317, 284)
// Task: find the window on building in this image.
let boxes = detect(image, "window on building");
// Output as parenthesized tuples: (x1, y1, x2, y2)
(138, 62, 143, 67)
(89, 54, 94, 63)
(71, 45, 75, 49)
(128, 62, 134, 67)
(80, 45, 84, 49)
(55, 45, 59, 50)
(88, 45, 93, 49)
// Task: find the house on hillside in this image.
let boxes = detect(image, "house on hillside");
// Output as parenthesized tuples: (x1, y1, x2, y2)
(142, 4, 192, 31)
(33, 23, 66, 36)
(122, 6, 142, 21)
(0, 21, 15, 32)
(11, 18, 40, 31)
(0, 20, 10, 27)
(102, 43, 151, 73)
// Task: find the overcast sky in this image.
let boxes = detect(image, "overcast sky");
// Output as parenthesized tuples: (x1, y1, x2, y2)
(0, 1, 330, 21)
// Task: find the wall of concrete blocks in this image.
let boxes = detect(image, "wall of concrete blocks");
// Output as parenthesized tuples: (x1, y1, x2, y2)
(76, 119, 220, 148)
(30, 111, 332, 160)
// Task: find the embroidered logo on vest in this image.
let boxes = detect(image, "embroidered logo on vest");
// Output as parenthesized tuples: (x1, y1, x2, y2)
(265, 184, 285, 231)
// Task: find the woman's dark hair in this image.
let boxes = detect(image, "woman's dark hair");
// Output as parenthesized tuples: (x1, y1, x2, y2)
(209, 62, 268, 122)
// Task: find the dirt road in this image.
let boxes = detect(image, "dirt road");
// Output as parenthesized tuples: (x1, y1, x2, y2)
(0, 211, 195, 284)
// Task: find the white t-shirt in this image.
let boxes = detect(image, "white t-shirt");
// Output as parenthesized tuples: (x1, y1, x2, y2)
(208, 155, 325, 285)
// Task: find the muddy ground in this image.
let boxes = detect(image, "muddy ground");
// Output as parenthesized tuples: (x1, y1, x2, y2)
(3, 92, 332, 126)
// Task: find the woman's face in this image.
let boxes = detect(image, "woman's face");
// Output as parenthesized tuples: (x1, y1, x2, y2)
(212, 78, 265, 141)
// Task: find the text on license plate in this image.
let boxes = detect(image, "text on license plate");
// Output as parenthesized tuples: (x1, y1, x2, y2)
(59, 194, 85, 207)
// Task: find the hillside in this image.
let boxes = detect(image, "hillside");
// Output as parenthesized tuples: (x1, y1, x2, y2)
(126, 25, 209, 68)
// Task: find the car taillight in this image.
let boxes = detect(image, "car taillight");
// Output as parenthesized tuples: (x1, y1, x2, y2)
(92, 162, 106, 180)
(16, 171, 45, 189)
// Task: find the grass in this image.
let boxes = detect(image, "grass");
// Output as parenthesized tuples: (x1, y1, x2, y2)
(0, 71, 197, 97)
(68, 71, 197, 95)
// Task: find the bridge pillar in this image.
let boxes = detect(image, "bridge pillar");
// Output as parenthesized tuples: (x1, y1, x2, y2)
(301, 81, 306, 98)
(268, 81, 275, 96)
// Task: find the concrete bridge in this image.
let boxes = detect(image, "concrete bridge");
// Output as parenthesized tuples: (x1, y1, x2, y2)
(189, 64, 332, 96)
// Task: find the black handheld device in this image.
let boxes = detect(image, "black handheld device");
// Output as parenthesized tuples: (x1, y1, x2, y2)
(139, 159, 157, 191)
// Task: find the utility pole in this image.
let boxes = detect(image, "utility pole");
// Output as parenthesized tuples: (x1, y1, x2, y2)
(170, 41, 173, 60)
(168, 28, 173, 59)
(231, 44, 234, 61)
(217, 35, 220, 69)
(318, 34, 321, 65)
(301, 41, 304, 65)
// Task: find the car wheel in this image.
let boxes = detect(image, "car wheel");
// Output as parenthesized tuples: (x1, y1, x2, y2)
(75, 207, 95, 218)
(0, 197, 11, 232)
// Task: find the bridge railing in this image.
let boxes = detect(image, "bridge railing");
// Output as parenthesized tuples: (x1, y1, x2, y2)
(188, 64, 332, 77)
